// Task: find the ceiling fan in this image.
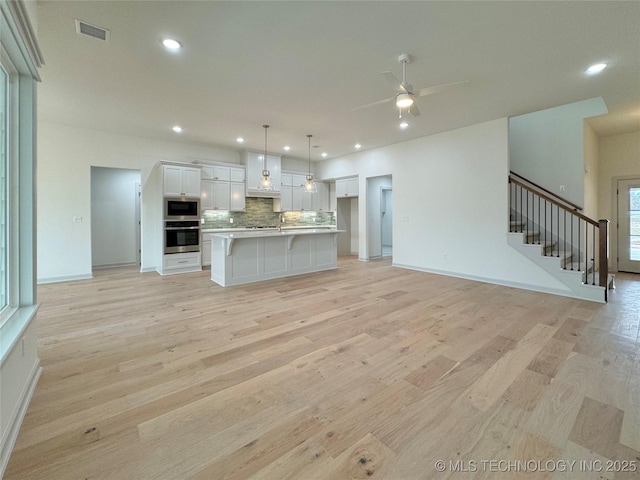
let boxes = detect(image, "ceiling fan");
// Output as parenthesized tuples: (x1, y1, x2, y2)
(353, 53, 468, 117)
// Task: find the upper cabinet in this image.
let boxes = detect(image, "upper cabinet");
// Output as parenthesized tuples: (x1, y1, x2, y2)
(242, 151, 281, 198)
(274, 170, 329, 212)
(200, 164, 246, 212)
(163, 165, 201, 197)
(313, 181, 330, 211)
(336, 177, 359, 198)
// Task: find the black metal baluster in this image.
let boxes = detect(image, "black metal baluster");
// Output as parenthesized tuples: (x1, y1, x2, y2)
(543, 199, 547, 254)
(537, 196, 541, 244)
(592, 226, 596, 285)
(579, 221, 582, 273)
(550, 202, 553, 257)
(570, 214, 574, 270)
(556, 205, 560, 257)
(525, 191, 529, 243)
(563, 209, 566, 268)
(586, 223, 589, 284)
(520, 185, 523, 232)
(509, 181, 512, 230)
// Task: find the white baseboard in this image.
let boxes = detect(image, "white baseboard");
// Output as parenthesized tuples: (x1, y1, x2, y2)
(92, 262, 138, 270)
(37, 273, 92, 284)
(140, 266, 157, 273)
(0, 361, 42, 478)
(391, 262, 600, 302)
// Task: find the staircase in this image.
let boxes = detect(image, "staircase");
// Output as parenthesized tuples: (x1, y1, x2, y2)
(507, 172, 611, 303)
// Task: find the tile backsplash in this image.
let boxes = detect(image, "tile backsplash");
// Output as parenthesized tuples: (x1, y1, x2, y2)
(202, 197, 335, 229)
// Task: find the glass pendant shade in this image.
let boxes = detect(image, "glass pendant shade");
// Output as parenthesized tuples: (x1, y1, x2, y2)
(303, 133, 316, 193)
(259, 125, 273, 191)
(304, 174, 317, 193)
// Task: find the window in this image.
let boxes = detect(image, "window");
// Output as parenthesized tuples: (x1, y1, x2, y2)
(0, 61, 6, 313)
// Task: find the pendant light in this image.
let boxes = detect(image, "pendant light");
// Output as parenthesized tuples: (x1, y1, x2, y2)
(303, 134, 317, 193)
(259, 124, 273, 191)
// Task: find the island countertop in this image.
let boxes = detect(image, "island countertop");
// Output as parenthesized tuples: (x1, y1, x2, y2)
(210, 228, 342, 240)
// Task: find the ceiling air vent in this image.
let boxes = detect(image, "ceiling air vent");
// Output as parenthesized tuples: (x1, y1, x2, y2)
(75, 19, 110, 42)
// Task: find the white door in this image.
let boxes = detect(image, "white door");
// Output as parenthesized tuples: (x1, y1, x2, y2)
(618, 178, 640, 273)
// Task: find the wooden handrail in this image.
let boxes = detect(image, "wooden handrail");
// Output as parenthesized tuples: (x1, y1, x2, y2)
(509, 177, 597, 226)
(509, 171, 583, 211)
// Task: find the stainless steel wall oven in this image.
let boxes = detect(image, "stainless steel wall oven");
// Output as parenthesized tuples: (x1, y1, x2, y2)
(164, 220, 200, 254)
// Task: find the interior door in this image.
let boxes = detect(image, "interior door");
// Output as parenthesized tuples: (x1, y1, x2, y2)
(617, 178, 640, 273)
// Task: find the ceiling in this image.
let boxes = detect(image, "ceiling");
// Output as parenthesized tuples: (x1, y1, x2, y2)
(36, 1, 640, 162)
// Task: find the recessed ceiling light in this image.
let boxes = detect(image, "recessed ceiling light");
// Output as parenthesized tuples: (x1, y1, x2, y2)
(585, 63, 607, 75)
(172, 125, 183, 133)
(321, 152, 328, 158)
(162, 38, 182, 51)
(236, 137, 244, 143)
(399, 122, 409, 129)
(354, 144, 362, 149)
(283, 145, 291, 151)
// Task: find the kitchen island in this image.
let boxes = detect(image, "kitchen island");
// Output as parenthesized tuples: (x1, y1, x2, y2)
(209, 228, 343, 286)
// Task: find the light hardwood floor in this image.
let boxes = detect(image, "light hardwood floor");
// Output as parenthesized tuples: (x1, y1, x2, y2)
(5, 258, 640, 479)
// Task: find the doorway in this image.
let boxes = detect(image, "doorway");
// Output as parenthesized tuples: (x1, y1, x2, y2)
(91, 167, 142, 269)
(366, 175, 392, 259)
(381, 188, 393, 257)
(617, 178, 640, 273)
(336, 196, 359, 256)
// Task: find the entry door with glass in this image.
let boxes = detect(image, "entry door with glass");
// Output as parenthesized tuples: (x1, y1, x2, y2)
(618, 178, 640, 273)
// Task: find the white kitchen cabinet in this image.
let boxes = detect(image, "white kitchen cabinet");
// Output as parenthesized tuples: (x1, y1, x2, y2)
(336, 177, 358, 198)
(243, 151, 281, 197)
(162, 252, 201, 275)
(278, 186, 293, 211)
(201, 180, 230, 210)
(292, 186, 313, 211)
(275, 172, 327, 212)
(281, 173, 293, 187)
(313, 181, 330, 211)
(202, 236, 212, 267)
(230, 167, 245, 183)
(163, 165, 201, 197)
(230, 182, 246, 211)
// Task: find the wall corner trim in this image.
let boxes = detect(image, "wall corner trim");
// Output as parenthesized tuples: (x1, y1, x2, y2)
(0, 361, 42, 478)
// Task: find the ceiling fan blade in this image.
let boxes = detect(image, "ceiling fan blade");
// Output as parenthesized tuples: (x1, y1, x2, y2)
(409, 103, 420, 117)
(416, 80, 469, 97)
(382, 71, 407, 94)
(351, 96, 394, 111)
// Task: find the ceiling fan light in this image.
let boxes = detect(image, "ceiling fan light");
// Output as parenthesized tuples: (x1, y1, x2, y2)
(396, 93, 414, 108)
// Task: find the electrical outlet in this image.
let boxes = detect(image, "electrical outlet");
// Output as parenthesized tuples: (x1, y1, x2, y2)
(443, 254, 448, 262)
(229, 218, 233, 224)
(559, 185, 565, 192)
(72, 216, 83, 223)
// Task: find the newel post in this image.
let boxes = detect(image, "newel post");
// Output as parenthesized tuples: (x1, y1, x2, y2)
(598, 219, 609, 301)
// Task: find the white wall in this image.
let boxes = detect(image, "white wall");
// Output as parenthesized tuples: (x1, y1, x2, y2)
(509, 98, 608, 206)
(317, 118, 572, 296)
(598, 130, 640, 271)
(37, 122, 241, 282)
(91, 167, 141, 268)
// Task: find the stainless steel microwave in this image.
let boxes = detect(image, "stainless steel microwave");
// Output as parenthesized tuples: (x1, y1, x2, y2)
(165, 197, 200, 220)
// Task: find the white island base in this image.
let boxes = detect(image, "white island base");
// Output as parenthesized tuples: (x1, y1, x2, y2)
(210, 229, 343, 287)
